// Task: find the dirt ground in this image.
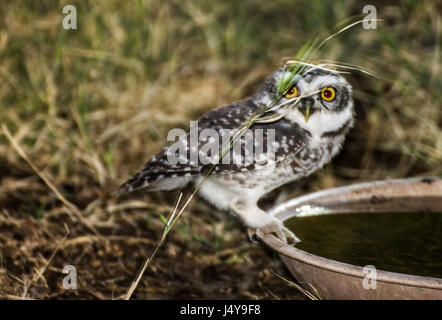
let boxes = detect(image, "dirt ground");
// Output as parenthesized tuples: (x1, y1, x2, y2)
(0, 174, 309, 299)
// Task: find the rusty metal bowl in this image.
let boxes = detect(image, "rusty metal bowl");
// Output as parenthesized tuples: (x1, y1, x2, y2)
(258, 177, 442, 299)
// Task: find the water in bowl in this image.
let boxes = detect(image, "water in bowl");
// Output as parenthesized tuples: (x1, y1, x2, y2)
(285, 212, 442, 278)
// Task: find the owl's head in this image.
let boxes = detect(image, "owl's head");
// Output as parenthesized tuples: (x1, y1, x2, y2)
(254, 66, 354, 138)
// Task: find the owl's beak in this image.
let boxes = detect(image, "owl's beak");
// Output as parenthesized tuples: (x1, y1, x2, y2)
(300, 99, 313, 122)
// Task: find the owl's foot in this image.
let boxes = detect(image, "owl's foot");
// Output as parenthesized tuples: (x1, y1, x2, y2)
(255, 221, 301, 244)
(230, 199, 301, 244)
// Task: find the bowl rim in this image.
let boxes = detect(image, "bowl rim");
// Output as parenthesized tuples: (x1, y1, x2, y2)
(259, 177, 442, 290)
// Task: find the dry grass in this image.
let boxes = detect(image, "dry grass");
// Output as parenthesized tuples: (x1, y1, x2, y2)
(0, 0, 440, 299)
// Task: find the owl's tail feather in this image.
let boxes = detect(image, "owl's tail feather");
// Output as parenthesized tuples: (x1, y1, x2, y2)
(113, 172, 192, 196)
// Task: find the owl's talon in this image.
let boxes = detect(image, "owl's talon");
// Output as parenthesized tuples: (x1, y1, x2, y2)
(246, 228, 259, 243)
(256, 222, 301, 244)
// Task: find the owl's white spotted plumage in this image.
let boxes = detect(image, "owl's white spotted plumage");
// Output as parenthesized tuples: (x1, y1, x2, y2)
(116, 66, 354, 243)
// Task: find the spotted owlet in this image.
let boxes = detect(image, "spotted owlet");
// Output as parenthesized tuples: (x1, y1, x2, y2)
(116, 66, 354, 243)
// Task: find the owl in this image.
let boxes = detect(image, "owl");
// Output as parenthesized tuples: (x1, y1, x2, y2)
(116, 65, 354, 243)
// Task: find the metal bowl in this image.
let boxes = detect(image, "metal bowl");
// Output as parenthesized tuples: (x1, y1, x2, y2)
(258, 177, 442, 299)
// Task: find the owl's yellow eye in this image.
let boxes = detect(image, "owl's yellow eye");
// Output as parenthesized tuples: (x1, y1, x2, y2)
(285, 86, 299, 98)
(320, 87, 336, 102)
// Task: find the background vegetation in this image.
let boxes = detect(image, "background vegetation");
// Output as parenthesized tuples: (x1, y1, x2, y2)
(0, 0, 440, 299)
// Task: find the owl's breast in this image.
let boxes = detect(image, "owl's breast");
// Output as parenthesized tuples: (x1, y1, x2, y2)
(290, 137, 343, 175)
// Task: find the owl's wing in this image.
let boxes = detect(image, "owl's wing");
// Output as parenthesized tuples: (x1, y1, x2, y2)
(115, 98, 308, 195)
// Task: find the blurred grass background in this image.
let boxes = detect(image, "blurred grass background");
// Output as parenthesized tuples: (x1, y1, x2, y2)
(0, 0, 440, 299)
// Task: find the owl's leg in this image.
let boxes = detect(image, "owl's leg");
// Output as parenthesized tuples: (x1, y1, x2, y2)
(230, 199, 300, 243)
